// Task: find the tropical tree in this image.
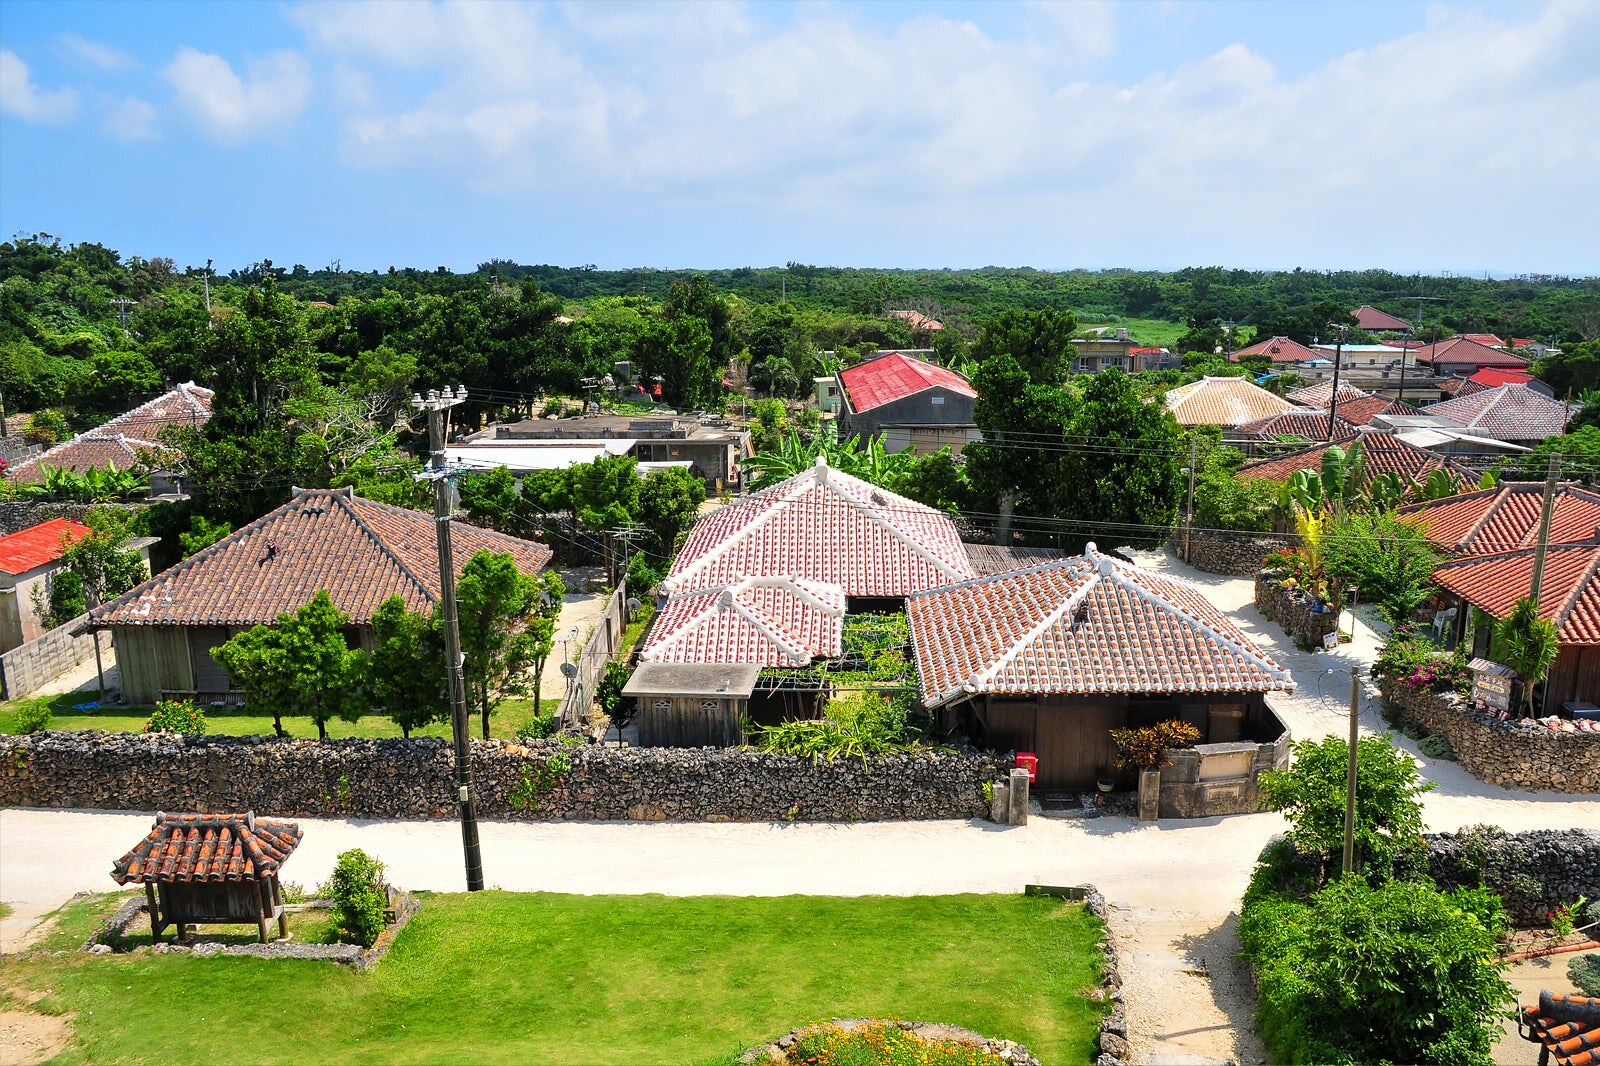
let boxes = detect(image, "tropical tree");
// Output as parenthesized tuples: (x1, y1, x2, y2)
(1323, 513, 1440, 627)
(366, 596, 447, 737)
(212, 590, 366, 739)
(456, 551, 556, 738)
(1494, 596, 1559, 717)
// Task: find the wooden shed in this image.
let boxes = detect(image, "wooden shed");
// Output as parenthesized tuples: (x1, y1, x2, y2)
(623, 663, 762, 747)
(111, 811, 303, 944)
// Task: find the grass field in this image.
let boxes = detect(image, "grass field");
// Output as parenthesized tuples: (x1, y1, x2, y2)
(1077, 316, 1257, 351)
(9, 891, 1107, 1065)
(0, 692, 561, 741)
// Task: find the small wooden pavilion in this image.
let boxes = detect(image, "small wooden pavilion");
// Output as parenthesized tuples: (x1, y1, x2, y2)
(111, 811, 303, 944)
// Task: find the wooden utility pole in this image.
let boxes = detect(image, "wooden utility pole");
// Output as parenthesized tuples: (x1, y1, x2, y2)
(414, 385, 485, 892)
(1341, 667, 1360, 876)
(1528, 452, 1563, 608)
(1326, 323, 1348, 443)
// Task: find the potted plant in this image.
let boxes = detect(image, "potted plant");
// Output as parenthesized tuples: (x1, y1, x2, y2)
(1110, 719, 1202, 820)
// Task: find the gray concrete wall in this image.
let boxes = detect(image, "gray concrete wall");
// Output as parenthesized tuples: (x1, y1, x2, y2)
(0, 612, 98, 699)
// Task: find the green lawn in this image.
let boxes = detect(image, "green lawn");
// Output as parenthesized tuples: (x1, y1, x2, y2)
(0, 692, 561, 741)
(1077, 316, 1258, 351)
(9, 891, 1107, 1065)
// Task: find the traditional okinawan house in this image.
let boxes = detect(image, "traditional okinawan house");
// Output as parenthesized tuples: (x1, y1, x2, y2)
(1163, 376, 1297, 429)
(1415, 336, 1530, 378)
(1234, 409, 1362, 446)
(908, 544, 1295, 792)
(111, 811, 303, 944)
(1230, 336, 1323, 366)
(835, 352, 979, 455)
(1397, 482, 1600, 557)
(660, 455, 974, 612)
(82, 487, 552, 704)
(1422, 383, 1576, 447)
(1430, 544, 1600, 711)
(1235, 433, 1478, 491)
(1351, 305, 1412, 332)
(624, 575, 847, 745)
(6, 383, 213, 496)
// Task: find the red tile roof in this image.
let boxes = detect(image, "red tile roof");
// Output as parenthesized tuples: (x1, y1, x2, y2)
(7, 383, 212, 484)
(1423, 384, 1573, 441)
(1417, 336, 1528, 371)
(1431, 544, 1600, 645)
(1438, 377, 1492, 399)
(1237, 433, 1476, 486)
(112, 812, 302, 885)
(886, 310, 944, 332)
(1398, 483, 1600, 554)
(1459, 333, 1506, 348)
(0, 518, 91, 575)
(839, 353, 975, 415)
(1164, 376, 1296, 427)
(1231, 336, 1322, 364)
(1334, 394, 1423, 426)
(1287, 380, 1371, 408)
(1235, 409, 1361, 441)
(1352, 305, 1411, 331)
(908, 544, 1294, 704)
(1520, 992, 1600, 1066)
(663, 456, 974, 598)
(641, 576, 845, 666)
(89, 488, 552, 628)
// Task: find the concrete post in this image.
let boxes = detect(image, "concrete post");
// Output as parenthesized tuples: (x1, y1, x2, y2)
(990, 778, 1010, 824)
(1139, 768, 1161, 821)
(1009, 767, 1031, 825)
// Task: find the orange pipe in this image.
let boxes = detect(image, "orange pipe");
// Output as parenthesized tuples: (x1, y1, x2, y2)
(1500, 938, 1600, 963)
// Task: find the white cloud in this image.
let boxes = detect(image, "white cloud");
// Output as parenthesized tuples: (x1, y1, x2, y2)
(0, 48, 78, 123)
(104, 97, 158, 141)
(162, 47, 311, 143)
(60, 33, 136, 72)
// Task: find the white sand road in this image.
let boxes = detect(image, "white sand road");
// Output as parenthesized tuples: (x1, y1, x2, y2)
(3, 548, 1597, 1064)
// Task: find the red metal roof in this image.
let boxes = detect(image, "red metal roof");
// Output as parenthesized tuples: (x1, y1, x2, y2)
(0, 518, 91, 574)
(664, 457, 974, 598)
(1431, 544, 1600, 645)
(640, 576, 845, 666)
(1398, 483, 1600, 555)
(112, 812, 301, 884)
(89, 488, 551, 628)
(1469, 367, 1534, 387)
(908, 544, 1293, 703)
(1352, 305, 1412, 331)
(839, 353, 975, 414)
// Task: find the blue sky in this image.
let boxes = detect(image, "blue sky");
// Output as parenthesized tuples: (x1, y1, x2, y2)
(2, 0, 1597, 276)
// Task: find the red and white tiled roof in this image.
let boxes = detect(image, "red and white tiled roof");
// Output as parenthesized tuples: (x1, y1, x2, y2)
(1164, 376, 1296, 427)
(1287, 380, 1371, 407)
(1398, 482, 1600, 555)
(1431, 544, 1600, 645)
(908, 543, 1294, 705)
(641, 576, 846, 667)
(664, 456, 974, 597)
(6, 382, 212, 484)
(1237, 433, 1476, 486)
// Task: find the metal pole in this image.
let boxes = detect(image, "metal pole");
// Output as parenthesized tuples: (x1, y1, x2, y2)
(420, 388, 485, 892)
(1395, 330, 1410, 406)
(1326, 324, 1346, 442)
(1342, 667, 1360, 876)
(1184, 436, 1197, 561)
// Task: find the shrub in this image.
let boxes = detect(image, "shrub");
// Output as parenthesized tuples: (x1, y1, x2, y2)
(24, 409, 69, 445)
(782, 1020, 1006, 1066)
(516, 712, 559, 741)
(1110, 719, 1200, 771)
(143, 698, 206, 735)
(327, 848, 388, 948)
(625, 551, 663, 597)
(1570, 953, 1600, 997)
(1417, 733, 1457, 761)
(14, 700, 52, 734)
(750, 692, 915, 763)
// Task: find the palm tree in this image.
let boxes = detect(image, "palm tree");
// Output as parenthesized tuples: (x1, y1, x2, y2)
(1494, 596, 1559, 717)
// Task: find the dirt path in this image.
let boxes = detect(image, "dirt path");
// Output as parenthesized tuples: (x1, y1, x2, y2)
(0, 986, 71, 1066)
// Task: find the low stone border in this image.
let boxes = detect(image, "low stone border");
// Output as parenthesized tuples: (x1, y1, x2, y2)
(81, 889, 420, 970)
(740, 1019, 1040, 1065)
(1378, 679, 1600, 793)
(1082, 885, 1129, 1066)
(1173, 528, 1289, 576)
(1254, 572, 1339, 648)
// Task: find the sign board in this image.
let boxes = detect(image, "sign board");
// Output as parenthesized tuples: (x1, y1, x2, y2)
(1468, 657, 1514, 712)
(1322, 631, 1340, 651)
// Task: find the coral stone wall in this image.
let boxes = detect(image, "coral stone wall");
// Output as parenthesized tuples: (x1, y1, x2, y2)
(1425, 829, 1600, 925)
(1379, 678, 1600, 794)
(0, 731, 1003, 822)
(1254, 573, 1340, 647)
(1174, 529, 1288, 576)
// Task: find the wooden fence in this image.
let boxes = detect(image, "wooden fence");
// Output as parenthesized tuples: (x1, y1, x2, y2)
(556, 579, 634, 727)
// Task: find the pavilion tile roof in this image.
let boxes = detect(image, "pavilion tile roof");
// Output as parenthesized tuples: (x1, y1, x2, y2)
(1431, 544, 1600, 645)
(112, 812, 302, 884)
(1230, 336, 1322, 364)
(1520, 992, 1600, 1066)
(907, 543, 1294, 705)
(1237, 433, 1476, 486)
(1164, 376, 1296, 427)
(1417, 336, 1529, 371)
(1352, 305, 1412, 331)
(663, 456, 974, 598)
(1234, 409, 1360, 442)
(88, 488, 552, 628)
(6, 383, 212, 485)
(1287, 380, 1370, 407)
(640, 576, 846, 667)
(839, 353, 975, 415)
(1398, 482, 1600, 555)
(1423, 384, 1573, 441)
(0, 518, 90, 575)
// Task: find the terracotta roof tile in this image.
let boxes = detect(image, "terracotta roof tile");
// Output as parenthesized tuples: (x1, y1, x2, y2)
(1238, 433, 1476, 486)
(1398, 482, 1600, 554)
(908, 543, 1294, 703)
(1438, 377, 1492, 399)
(641, 576, 845, 666)
(1231, 336, 1322, 364)
(1431, 544, 1600, 645)
(1352, 305, 1412, 331)
(839, 353, 975, 414)
(1235, 410, 1361, 441)
(1335, 395, 1423, 426)
(112, 811, 301, 884)
(1287, 380, 1371, 407)
(664, 457, 974, 598)
(1417, 336, 1529, 371)
(89, 488, 552, 627)
(6, 383, 211, 484)
(886, 310, 944, 332)
(1423, 384, 1573, 441)
(0, 518, 91, 574)
(1520, 992, 1600, 1066)
(1164, 377, 1296, 427)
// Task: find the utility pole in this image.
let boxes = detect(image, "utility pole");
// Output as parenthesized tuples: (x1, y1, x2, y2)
(1325, 322, 1349, 443)
(1183, 436, 1198, 562)
(109, 297, 136, 335)
(1342, 667, 1360, 876)
(1528, 452, 1563, 608)
(0, 388, 8, 438)
(203, 259, 213, 317)
(412, 385, 485, 892)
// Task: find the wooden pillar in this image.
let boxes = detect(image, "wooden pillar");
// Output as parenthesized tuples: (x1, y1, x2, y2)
(274, 878, 287, 939)
(145, 883, 161, 942)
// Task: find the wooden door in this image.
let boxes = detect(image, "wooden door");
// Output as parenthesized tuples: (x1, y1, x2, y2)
(1036, 699, 1120, 792)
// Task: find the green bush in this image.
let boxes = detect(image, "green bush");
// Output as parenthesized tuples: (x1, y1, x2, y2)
(782, 1020, 1005, 1065)
(1570, 953, 1600, 997)
(516, 712, 559, 741)
(1418, 733, 1457, 761)
(14, 700, 53, 735)
(143, 698, 206, 735)
(327, 848, 388, 948)
(749, 692, 915, 763)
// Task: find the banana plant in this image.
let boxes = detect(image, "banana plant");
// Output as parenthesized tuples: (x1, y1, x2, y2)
(1367, 471, 1407, 513)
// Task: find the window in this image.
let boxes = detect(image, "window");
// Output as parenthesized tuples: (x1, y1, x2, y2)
(931, 395, 945, 406)
(653, 698, 672, 712)
(699, 698, 721, 714)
